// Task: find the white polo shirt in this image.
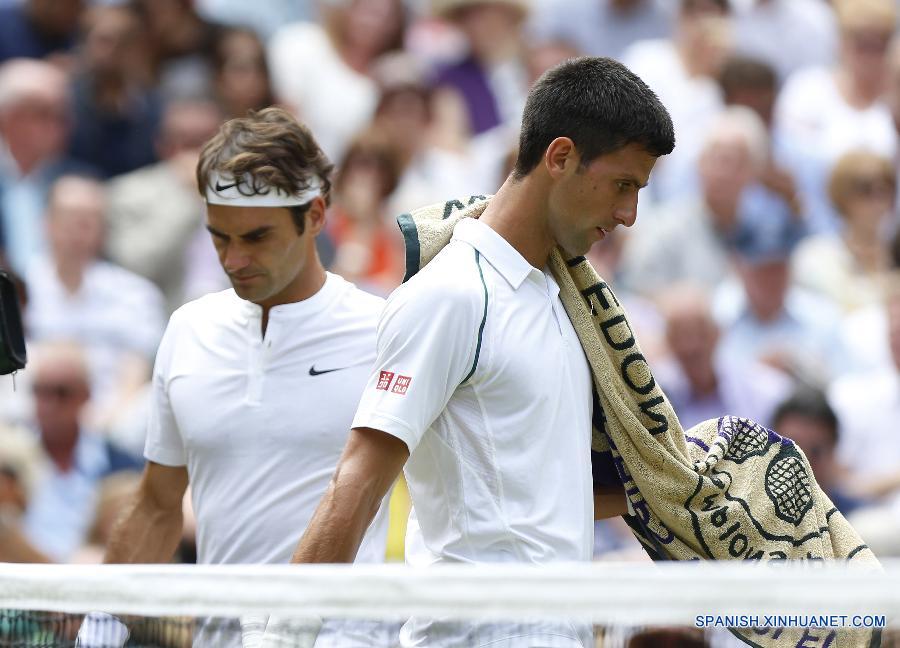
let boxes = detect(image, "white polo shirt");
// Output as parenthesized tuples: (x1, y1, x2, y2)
(353, 219, 594, 646)
(145, 273, 389, 566)
(354, 218, 594, 566)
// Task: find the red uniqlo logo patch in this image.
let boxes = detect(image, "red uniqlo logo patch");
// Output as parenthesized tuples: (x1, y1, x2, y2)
(392, 375, 412, 395)
(376, 371, 395, 391)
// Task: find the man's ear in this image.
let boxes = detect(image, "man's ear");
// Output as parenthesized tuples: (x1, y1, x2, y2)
(305, 196, 327, 235)
(544, 137, 579, 179)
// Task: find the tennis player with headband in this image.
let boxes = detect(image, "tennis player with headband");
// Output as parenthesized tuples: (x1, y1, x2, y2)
(77, 107, 393, 648)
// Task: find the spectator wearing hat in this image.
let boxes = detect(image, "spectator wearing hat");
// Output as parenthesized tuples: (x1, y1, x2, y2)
(431, 0, 531, 137)
(792, 150, 897, 314)
(774, 0, 897, 234)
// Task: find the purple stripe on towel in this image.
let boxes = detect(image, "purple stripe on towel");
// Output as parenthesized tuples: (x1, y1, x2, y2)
(685, 435, 709, 452)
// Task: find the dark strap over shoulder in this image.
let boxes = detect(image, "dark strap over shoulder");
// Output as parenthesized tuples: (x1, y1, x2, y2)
(0, 270, 26, 375)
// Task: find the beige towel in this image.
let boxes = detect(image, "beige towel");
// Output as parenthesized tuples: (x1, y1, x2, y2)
(399, 196, 881, 648)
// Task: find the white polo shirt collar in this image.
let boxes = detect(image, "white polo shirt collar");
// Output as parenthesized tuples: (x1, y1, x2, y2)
(451, 218, 545, 292)
(237, 272, 343, 325)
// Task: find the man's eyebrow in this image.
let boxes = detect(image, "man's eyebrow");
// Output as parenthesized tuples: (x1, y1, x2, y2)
(205, 225, 273, 239)
(240, 225, 273, 239)
(620, 175, 649, 189)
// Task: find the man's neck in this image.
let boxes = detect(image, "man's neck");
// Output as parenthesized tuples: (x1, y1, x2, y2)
(259, 262, 327, 335)
(479, 175, 555, 269)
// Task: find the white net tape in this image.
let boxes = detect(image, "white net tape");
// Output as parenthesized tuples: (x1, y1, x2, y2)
(1, 561, 898, 627)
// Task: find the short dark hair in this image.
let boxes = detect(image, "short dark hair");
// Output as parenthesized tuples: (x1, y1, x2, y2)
(513, 57, 675, 179)
(196, 107, 333, 234)
(772, 388, 839, 447)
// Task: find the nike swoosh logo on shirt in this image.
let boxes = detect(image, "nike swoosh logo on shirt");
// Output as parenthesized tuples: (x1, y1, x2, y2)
(309, 365, 349, 376)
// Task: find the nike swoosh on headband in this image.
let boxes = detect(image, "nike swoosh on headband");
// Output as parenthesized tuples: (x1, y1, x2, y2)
(309, 365, 349, 376)
(206, 172, 322, 207)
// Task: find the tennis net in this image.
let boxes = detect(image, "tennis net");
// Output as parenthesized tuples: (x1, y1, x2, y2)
(1, 561, 897, 647)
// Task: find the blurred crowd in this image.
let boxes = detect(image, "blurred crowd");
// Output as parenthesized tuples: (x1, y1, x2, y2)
(2, 0, 900, 567)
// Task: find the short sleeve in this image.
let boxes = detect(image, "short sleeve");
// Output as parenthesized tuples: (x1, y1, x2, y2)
(351, 266, 486, 452)
(143, 311, 187, 466)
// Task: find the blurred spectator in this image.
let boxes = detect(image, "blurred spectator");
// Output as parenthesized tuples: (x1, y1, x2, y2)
(655, 283, 791, 429)
(792, 150, 897, 313)
(772, 388, 865, 516)
(0, 424, 49, 563)
(529, 0, 674, 62)
(370, 53, 489, 214)
(211, 27, 273, 119)
(0, 58, 93, 276)
(0, 0, 84, 64)
(622, 0, 731, 203)
(830, 276, 900, 494)
(714, 228, 845, 384)
(830, 275, 900, 555)
(328, 130, 406, 294)
(268, 0, 406, 160)
(25, 175, 166, 431)
(105, 98, 223, 313)
(774, 0, 897, 233)
(21, 342, 141, 562)
(886, 35, 900, 178)
(431, 0, 530, 137)
(621, 107, 799, 296)
(133, 0, 222, 101)
(730, 0, 837, 83)
(68, 3, 163, 178)
(717, 56, 804, 220)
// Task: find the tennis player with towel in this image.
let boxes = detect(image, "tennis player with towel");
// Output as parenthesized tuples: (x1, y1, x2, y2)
(76, 107, 392, 648)
(278, 57, 672, 648)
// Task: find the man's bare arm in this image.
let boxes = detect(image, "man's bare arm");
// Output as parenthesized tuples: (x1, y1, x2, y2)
(594, 485, 628, 520)
(104, 462, 189, 564)
(291, 427, 409, 564)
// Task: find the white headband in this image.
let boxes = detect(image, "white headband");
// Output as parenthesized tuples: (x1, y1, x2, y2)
(205, 172, 322, 207)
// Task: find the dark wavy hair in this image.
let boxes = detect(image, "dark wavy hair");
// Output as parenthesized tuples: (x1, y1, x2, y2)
(513, 57, 675, 179)
(196, 106, 334, 233)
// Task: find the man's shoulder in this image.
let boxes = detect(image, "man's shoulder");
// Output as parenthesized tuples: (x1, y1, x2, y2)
(385, 242, 488, 317)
